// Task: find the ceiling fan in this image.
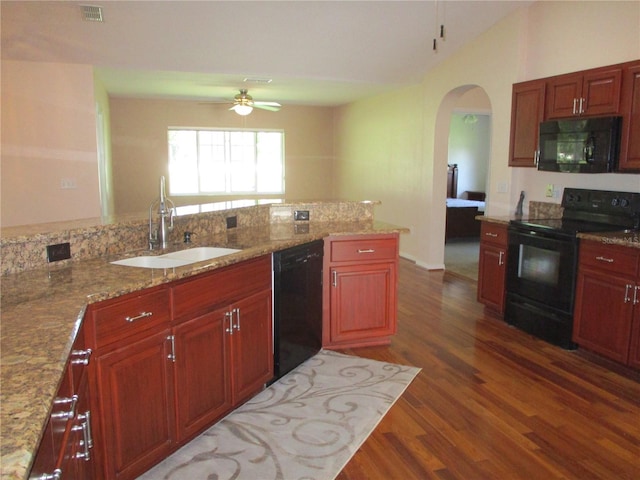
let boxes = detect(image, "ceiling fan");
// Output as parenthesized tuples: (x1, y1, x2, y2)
(229, 89, 282, 116)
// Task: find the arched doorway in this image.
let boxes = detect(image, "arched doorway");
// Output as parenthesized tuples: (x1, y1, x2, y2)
(436, 86, 492, 280)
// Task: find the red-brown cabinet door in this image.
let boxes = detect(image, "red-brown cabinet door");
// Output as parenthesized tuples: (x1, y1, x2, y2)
(329, 262, 396, 343)
(174, 309, 231, 441)
(229, 289, 274, 405)
(95, 331, 175, 480)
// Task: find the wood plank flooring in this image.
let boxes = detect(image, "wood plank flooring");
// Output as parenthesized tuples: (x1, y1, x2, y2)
(336, 259, 640, 480)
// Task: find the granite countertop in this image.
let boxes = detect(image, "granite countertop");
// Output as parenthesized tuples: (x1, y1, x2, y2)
(0, 219, 407, 480)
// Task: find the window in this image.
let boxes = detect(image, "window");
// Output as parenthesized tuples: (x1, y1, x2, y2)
(168, 129, 284, 195)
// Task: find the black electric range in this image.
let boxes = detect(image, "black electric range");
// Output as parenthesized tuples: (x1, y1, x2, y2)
(505, 188, 640, 349)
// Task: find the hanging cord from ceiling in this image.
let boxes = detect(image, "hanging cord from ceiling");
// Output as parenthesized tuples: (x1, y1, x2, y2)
(433, 0, 446, 52)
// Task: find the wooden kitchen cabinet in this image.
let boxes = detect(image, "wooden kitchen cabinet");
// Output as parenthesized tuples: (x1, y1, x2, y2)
(86, 285, 172, 480)
(323, 233, 399, 348)
(546, 66, 622, 119)
(30, 325, 94, 480)
(508, 79, 545, 167)
(86, 256, 273, 480)
(173, 309, 230, 442)
(477, 222, 508, 315)
(94, 330, 175, 480)
(618, 61, 640, 172)
(573, 240, 640, 367)
(227, 289, 273, 404)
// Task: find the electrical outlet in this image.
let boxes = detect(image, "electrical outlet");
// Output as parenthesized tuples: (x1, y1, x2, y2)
(545, 184, 554, 197)
(46, 242, 71, 262)
(226, 216, 237, 229)
(294, 210, 310, 221)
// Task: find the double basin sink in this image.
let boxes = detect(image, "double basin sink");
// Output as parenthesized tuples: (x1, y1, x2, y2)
(111, 247, 241, 269)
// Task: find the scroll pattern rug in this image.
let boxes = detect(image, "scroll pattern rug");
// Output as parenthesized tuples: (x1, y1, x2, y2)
(138, 349, 420, 480)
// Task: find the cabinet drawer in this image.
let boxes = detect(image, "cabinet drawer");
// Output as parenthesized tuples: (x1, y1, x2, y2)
(330, 238, 397, 263)
(88, 287, 170, 349)
(480, 222, 508, 247)
(579, 241, 640, 277)
(173, 255, 271, 321)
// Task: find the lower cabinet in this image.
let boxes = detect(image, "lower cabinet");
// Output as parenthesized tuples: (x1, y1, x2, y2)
(29, 326, 94, 480)
(477, 222, 508, 314)
(95, 331, 175, 479)
(573, 240, 640, 367)
(85, 255, 273, 480)
(323, 233, 399, 348)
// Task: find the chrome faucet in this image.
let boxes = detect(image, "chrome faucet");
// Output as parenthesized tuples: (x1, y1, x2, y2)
(149, 176, 175, 250)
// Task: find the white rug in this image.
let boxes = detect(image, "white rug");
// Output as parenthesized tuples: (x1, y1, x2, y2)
(138, 350, 420, 480)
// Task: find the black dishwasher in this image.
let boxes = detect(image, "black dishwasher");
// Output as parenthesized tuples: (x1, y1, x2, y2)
(271, 240, 323, 383)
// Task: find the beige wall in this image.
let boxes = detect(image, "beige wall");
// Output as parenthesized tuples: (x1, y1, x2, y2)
(1, 60, 102, 227)
(109, 98, 336, 214)
(335, 1, 640, 269)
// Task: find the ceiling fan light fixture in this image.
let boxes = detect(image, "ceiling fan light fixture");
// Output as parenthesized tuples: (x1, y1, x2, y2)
(233, 104, 253, 116)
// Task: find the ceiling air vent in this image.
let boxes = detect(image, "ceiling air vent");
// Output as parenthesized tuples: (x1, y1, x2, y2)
(80, 5, 104, 22)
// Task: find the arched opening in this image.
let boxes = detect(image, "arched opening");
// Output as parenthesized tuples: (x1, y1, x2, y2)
(435, 85, 492, 280)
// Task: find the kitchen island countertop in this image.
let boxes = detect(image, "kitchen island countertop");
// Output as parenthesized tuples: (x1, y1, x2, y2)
(1, 219, 407, 480)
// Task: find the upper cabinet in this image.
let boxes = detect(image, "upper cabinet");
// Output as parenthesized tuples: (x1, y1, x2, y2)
(546, 67, 622, 119)
(508, 80, 545, 167)
(509, 59, 640, 171)
(618, 62, 640, 171)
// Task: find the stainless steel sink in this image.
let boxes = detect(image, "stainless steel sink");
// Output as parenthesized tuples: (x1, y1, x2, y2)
(111, 247, 241, 269)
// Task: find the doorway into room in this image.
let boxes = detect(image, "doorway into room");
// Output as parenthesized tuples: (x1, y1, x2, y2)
(444, 87, 491, 281)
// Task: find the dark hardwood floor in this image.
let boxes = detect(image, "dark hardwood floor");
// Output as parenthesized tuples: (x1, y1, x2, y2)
(336, 259, 640, 480)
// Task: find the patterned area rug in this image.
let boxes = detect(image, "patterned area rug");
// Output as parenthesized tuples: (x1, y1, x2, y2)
(138, 350, 420, 480)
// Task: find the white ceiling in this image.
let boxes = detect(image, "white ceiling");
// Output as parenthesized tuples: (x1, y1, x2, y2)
(1, 0, 530, 107)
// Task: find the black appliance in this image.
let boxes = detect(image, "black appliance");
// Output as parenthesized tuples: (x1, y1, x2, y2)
(271, 240, 323, 383)
(506, 188, 640, 349)
(538, 116, 621, 173)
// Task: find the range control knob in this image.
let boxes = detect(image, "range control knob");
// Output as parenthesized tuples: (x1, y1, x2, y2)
(620, 198, 630, 208)
(611, 198, 620, 207)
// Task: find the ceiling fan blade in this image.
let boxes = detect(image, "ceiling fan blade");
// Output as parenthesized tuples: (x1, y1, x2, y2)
(254, 103, 281, 112)
(254, 101, 281, 107)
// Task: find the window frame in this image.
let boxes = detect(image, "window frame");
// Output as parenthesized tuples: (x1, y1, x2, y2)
(167, 127, 285, 196)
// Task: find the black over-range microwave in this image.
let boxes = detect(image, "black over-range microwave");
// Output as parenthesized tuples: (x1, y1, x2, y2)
(538, 116, 621, 173)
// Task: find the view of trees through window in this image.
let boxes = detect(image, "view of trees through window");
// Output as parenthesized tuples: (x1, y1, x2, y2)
(168, 129, 284, 195)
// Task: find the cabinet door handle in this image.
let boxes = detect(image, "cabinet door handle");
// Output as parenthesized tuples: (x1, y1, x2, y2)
(52, 394, 78, 420)
(580, 97, 585, 114)
(71, 348, 92, 366)
(534, 150, 539, 166)
(72, 415, 92, 461)
(125, 311, 153, 323)
(595, 256, 614, 263)
(167, 335, 176, 362)
(572, 98, 577, 115)
(498, 251, 505, 266)
(225, 311, 234, 335)
(233, 308, 241, 332)
(77, 411, 93, 449)
(634, 286, 640, 305)
(332, 270, 337, 287)
(38, 469, 62, 480)
(624, 284, 632, 303)
(357, 248, 375, 254)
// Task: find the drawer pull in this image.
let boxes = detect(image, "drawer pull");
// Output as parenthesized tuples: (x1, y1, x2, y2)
(357, 249, 375, 253)
(125, 311, 153, 323)
(52, 394, 78, 420)
(71, 348, 92, 366)
(485, 232, 498, 238)
(595, 256, 614, 263)
(37, 469, 62, 480)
